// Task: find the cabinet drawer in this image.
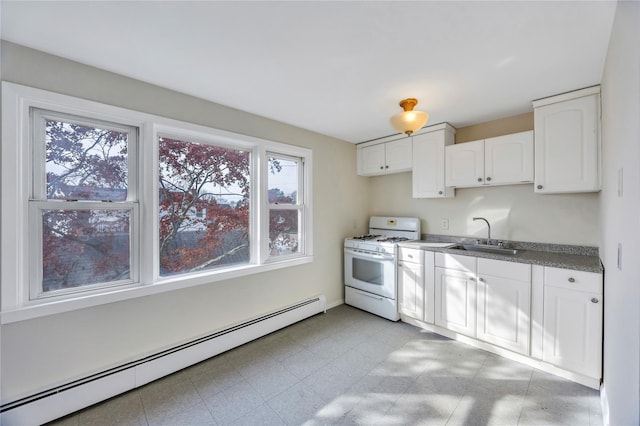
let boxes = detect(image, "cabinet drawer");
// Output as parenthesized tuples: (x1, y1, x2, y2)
(399, 247, 423, 263)
(478, 258, 531, 282)
(544, 267, 602, 293)
(435, 252, 476, 272)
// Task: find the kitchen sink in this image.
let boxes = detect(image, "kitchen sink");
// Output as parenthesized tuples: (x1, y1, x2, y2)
(451, 244, 520, 255)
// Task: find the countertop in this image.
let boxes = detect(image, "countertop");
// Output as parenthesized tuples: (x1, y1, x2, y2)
(399, 239, 603, 273)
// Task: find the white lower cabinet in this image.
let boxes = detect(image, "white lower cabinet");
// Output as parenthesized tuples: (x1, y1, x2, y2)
(435, 266, 476, 337)
(476, 259, 531, 355)
(542, 267, 603, 378)
(434, 253, 477, 337)
(397, 248, 425, 321)
(411, 249, 602, 387)
(434, 254, 532, 354)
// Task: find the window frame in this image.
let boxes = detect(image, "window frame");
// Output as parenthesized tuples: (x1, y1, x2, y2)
(1, 82, 313, 324)
(29, 108, 140, 302)
(264, 152, 307, 262)
(152, 126, 258, 280)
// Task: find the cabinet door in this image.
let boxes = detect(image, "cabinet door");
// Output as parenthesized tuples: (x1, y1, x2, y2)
(435, 267, 476, 337)
(484, 131, 534, 185)
(398, 260, 424, 321)
(534, 93, 600, 193)
(476, 274, 531, 355)
(357, 144, 386, 176)
(543, 286, 602, 378)
(385, 138, 413, 173)
(424, 251, 436, 324)
(412, 131, 454, 198)
(445, 140, 484, 187)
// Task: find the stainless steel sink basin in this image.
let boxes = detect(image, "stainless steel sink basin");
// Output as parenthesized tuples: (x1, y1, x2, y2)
(452, 244, 520, 255)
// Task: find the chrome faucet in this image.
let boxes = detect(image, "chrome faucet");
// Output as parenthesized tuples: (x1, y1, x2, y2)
(473, 217, 491, 244)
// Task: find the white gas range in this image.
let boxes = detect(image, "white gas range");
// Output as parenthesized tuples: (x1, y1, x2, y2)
(344, 216, 421, 321)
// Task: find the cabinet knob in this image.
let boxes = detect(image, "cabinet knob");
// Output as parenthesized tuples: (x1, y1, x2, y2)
(591, 298, 599, 303)
(469, 277, 476, 281)
(537, 185, 543, 190)
(438, 191, 443, 195)
(477, 177, 483, 182)
(486, 177, 492, 182)
(568, 277, 576, 283)
(380, 166, 384, 170)
(385, 165, 389, 169)
(478, 277, 485, 282)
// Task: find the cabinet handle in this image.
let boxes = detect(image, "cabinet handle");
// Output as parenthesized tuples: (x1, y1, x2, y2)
(478, 277, 485, 282)
(477, 177, 483, 182)
(486, 177, 492, 182)
(385, 165, 389, 169)
(537, 185, 543, 190)
(438, 191, 443, 195)
(591, 298, 599, 303)
(568, 277, 576, 283)
(469, 277, 476, 281)
(380, 166, 384, 170)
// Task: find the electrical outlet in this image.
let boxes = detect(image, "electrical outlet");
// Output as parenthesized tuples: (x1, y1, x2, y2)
(441, 219, 449, 230)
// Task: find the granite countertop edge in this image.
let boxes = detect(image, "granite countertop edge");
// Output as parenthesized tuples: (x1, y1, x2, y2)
(399, 235, 603, 274)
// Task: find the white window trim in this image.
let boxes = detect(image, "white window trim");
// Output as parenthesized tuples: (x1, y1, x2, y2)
(1, 82, 313, 324)
(263, 152, 309, 263)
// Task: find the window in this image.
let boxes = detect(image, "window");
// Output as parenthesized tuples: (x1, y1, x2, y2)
(1, 82, 312, 322)
(29, 109, 138, 300)
(158, 136, 250, 276)
(267, 154, 304, 258)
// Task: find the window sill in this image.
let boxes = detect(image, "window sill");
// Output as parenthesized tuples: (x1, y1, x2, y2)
(0, 255, 313, 324)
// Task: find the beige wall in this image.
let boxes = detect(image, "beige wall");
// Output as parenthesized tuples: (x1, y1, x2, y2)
(0, 41, 370, 399)
(455, 112, 533, 143)
(599, 1, 640, 424)
(369, 173, 598, 245)
(369, 114, 599, 246)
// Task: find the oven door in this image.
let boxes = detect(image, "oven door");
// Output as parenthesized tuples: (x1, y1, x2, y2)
(344, 247, 396, 300)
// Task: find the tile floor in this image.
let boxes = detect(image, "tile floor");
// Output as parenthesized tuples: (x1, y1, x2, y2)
(49, 304, 602, 425)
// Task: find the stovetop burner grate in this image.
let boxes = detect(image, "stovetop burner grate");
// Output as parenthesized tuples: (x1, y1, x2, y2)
(377, 237, 410, 243)
(350, 234, 381, 241)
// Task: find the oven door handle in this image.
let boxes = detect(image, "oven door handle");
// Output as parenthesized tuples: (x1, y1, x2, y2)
(344, 248, 394, 260)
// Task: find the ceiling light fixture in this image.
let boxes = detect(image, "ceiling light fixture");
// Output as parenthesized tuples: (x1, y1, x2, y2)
(390, 98, 429, 136)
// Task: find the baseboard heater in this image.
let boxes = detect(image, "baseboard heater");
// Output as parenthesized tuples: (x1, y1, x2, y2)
(0, 295, 326, 426)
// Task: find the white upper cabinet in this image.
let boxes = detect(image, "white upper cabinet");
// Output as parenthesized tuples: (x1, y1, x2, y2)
(445, 139, 484, 188)
(357, 143, 386, 175)
(484, 131, 534, 185)
(412, 123, 456, 198)
(445, 131, 533, 188)
(357, 137, 412, 176)
(533, 86, 601, 193)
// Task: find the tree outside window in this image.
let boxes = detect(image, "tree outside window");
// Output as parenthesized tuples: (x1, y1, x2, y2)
(35, 112, 135, 295)
(158, 137, 250, 275)
(267, 155, 303, 257)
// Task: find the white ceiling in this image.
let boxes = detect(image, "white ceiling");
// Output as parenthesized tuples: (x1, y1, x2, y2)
(1, 1, 617, 143)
